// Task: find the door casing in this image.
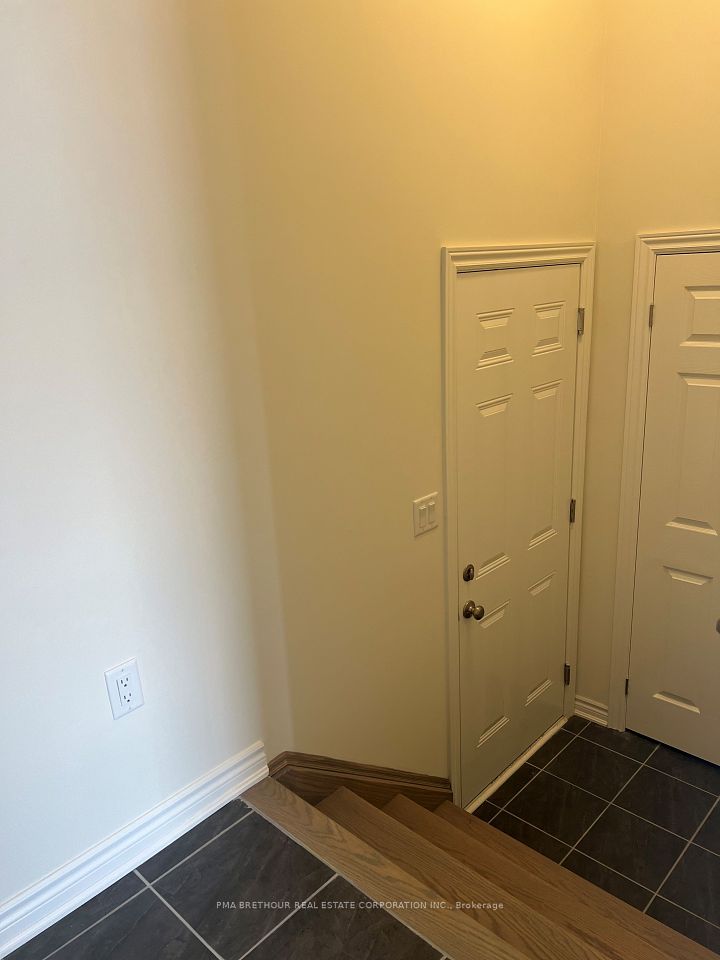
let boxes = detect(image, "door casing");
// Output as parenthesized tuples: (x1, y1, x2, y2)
(610, 230, 720, 732)
(442, 242, 596, 806)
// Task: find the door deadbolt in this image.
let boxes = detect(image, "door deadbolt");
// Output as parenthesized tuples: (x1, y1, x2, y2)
(462, 600, 485, 621)
(462, 563, 475, 582)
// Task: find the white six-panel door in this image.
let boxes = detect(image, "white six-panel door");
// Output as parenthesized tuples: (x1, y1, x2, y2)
(454, 263, 580, 804)
(627, 252, 720, 763)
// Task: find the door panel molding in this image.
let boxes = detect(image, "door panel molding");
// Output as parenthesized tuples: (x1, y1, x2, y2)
(443, 242, 595, 806)
(610, 230, 720, 731)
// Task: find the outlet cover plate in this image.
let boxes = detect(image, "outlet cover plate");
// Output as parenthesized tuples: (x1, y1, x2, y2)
(105, 658, 144, 719)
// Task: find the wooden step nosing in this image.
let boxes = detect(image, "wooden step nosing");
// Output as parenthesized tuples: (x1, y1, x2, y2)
(319, 787, 610, 960)
(243, 778, 526, 960)
(385, 794, 675, 960)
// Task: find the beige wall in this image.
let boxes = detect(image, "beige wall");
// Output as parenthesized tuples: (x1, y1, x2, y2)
(2, 0, 603, 911)
(0, 0, 291, 904)
(217, 0, 604, 773)
(16, 0, 717, 917)
(577, 0, 720, 707)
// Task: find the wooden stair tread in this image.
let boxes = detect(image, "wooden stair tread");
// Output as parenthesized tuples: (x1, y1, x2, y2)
(436, 800, 717, 960)
(244, 777, 526, 960)
(319, 786, 612, 960)
(385, 794, 692, 960)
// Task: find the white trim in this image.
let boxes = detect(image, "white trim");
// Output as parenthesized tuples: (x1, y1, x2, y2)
(609, 229, 720, 731)
(0, 742, 268, 958)
(442, 242, 595, 805)
(464, 715, 567, 813)
(574, 694, 608, 726)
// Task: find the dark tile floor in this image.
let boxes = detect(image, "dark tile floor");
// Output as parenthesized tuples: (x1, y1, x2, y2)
(9, 799, 442, 960)
(475, 716, 720, 955)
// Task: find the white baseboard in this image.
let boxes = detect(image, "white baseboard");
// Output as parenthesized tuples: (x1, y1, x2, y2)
(0, 741, 267, 959)
(575, 695, 609, 726)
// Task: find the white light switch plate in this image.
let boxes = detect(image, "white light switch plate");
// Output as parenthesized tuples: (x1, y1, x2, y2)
(105, 658, 144, 719)
(413, 492, 439, 537)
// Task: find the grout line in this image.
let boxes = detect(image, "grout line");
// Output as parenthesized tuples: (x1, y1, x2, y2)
(496, 739, 700, 843)
(564, 849, 657, 895)
(135, 870, 226, 960)
(576, 733, 719, 797)
(689, 840, 720, 861)
(33, 888, 148, 960)
(487, 722, 665, 830)
(540, 767, 637, 806)
(478, 722, 720, 930)
(141, 809, 254, 885)
(26, 806, 253, 960)
(490, 809, 573, 850)
(237, 874, 339, 960)
(643, 793, 720, 915)
(558, 743, 661, 867)
(245, 801, 451, 958)
(483, 771, 720, 907)
(654, 894, 720, 932)
(487, 719, 587, 823)
(610, 800, 709, 842)
(486, 798, 720, 921)
(487, 805, 663, 896)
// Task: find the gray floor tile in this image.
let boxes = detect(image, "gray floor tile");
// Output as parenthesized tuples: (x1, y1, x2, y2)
(578, 805, 686, 890)
(155, 812, 333, 958)
(473, 801, 500, 823)
(615, 766, 715, 838)
(489, 810, 571, 862)
(526, 730, 575, 768)
(505, 771, 606, 845)
(660, 844, 720, 926)
(649, 746, 720, 795)
(563, 716, 589, 735)
(7, 874, 144, 960)
(487, 764, 538, 806)
(49, 890, 214, 960)
(244, 876, 441, 960)
(695, 804, 720, 855)
(648, 898, 720, 955)
(546, 737, 639, 800)
(579, 724, 656, 762)
(137, 798, 248, 882)
(562, 851, 652, 910)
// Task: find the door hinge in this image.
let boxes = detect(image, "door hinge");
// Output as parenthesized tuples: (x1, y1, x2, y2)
(569, 498, 577, 523)
(564, 663, 571, 686)
(625, 677, 630, 696)
(649, 303, 655, 328)
(577, 306, 585, 336)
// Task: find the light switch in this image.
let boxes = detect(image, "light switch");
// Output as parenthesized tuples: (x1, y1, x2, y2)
(413, 492, 439, 537)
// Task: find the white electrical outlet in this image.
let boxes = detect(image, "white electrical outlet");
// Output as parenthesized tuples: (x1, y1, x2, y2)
(413, 492, 439, 537)
(105, 659, 144, 719)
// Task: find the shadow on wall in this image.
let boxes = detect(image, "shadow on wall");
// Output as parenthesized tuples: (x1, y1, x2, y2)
(181, 0, 451, 775)
(172, 4, 296, 760)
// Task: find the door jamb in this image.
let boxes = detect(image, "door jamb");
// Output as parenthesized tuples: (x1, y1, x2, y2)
(609, 229, 720, 731)
(442, 242, 596, 805)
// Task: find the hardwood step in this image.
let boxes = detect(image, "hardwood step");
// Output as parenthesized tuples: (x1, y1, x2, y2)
(385, 793, 688, 960)
(318, 786, 612, 960)
(244, 777, 526, 960)
(436, 801, 716, 960)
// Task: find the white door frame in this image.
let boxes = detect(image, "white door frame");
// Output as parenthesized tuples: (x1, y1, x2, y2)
(609, 229, 720, 731)
(442, 242, 596, 804)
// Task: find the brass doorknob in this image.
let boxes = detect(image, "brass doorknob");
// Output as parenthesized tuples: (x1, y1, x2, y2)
(462, 600, 485, 621)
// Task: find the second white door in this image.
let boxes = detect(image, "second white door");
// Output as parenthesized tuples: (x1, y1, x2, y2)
(627, 251, 720, 764)
(454, 263, 580, 805)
